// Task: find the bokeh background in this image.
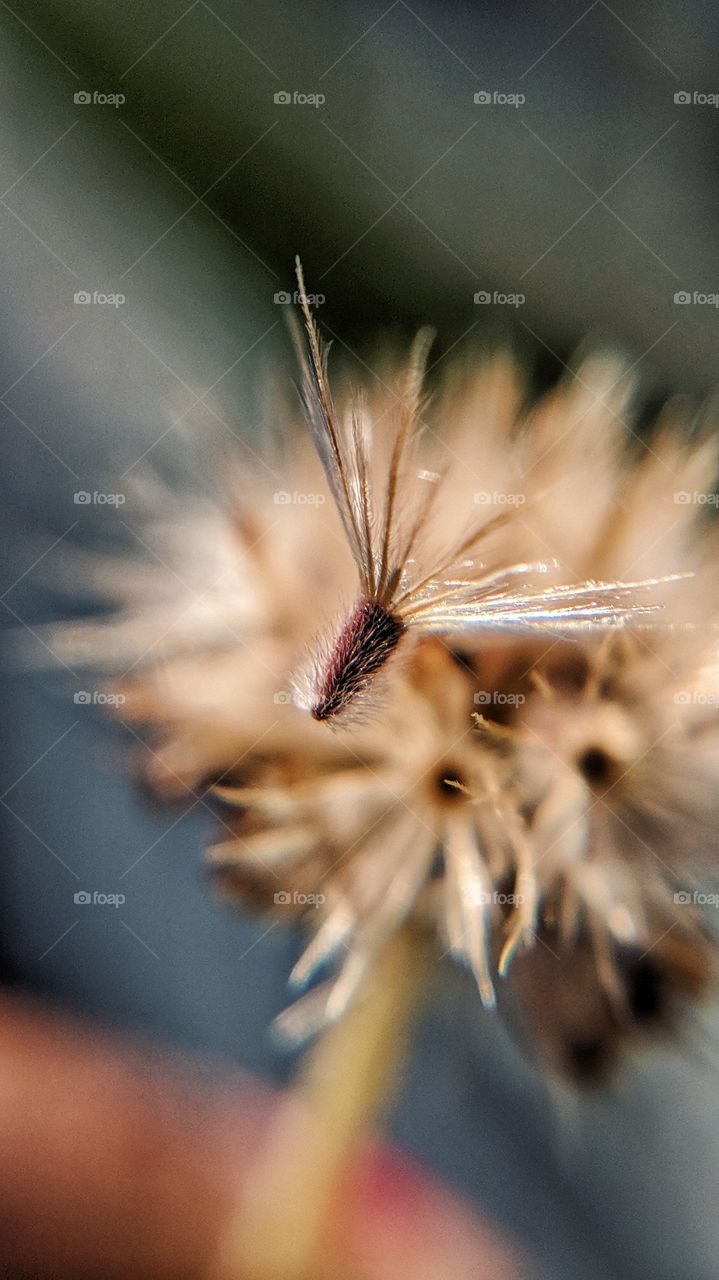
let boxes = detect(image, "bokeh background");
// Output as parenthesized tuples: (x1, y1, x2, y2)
(2, 3, 719, 1277)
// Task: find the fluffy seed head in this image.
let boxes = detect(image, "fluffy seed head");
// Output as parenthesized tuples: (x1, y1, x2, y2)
(34, 295, 719, 1081)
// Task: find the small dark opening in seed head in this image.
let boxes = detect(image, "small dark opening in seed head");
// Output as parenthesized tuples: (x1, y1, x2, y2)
(577, 745, 615, 786)
(628, 956, 665, 1023)
(434, 765, 467, 800)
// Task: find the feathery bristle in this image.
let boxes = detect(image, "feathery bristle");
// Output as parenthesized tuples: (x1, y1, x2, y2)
(292, 262, 687, 721)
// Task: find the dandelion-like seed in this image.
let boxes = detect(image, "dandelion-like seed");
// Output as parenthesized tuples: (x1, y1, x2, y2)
(292, 258, 676, 725)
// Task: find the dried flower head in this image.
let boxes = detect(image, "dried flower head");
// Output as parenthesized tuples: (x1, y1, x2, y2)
(41, 288, 719, 1081)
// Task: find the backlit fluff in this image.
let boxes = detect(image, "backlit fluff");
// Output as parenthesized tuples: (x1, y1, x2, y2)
(42, 308, 719, 1078)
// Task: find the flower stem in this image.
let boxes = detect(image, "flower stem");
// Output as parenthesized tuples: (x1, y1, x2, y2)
(211, 925, 428, 1280)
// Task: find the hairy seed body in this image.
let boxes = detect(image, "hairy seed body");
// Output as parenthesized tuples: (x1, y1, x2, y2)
(311, 598, 406, 721)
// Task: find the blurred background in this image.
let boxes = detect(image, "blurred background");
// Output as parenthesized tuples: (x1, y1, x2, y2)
(1, 3, 719, 1277)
